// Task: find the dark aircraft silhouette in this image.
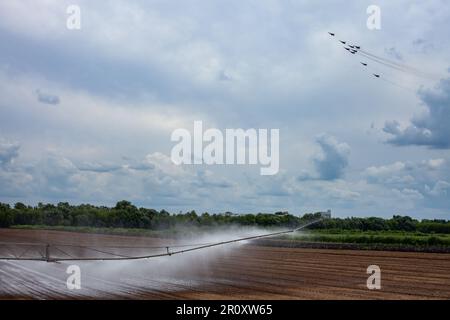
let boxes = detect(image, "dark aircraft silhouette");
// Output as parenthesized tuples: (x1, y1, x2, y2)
(373, 74, 380, 78)
(355, 46, 361, 49)
(361, 62, 368, 66)
(328, 32, 335, 36)
(339, 40, 346, 44)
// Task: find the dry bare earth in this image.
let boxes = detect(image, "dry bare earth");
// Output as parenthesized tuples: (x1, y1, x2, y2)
(0, 229, 449, 300)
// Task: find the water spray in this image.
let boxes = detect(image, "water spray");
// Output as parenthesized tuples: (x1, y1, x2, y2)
(0, 219, 324, 262)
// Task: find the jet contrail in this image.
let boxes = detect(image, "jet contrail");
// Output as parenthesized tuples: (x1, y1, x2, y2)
(328, 32, 441, 81)
(358, 49, 440, 80)
(356, 51, 436, 79)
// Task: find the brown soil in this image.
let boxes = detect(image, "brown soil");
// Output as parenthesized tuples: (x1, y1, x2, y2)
(0, 228, 449, 300)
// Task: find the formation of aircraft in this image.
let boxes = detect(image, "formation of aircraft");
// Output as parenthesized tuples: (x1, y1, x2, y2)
(332, 33, 378, 77)
(328, 31, 438, 82)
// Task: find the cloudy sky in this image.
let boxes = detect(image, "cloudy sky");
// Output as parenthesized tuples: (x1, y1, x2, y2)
(0, 0, 449, 218)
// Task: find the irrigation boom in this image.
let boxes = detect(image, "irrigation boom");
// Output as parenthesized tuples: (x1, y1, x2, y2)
(0, 219, 323, 262)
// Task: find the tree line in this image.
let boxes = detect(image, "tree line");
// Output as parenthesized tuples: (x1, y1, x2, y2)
(0, 201, 449, 233)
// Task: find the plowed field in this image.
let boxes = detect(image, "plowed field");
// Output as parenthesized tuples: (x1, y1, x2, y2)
(0, 229, 449, 299)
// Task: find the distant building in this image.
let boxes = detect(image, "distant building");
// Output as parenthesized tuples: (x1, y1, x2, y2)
(319, 210, 332, 219)
(223, 211, 239, 216)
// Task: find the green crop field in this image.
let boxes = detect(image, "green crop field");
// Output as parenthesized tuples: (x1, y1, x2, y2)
(284, 230, 450, 247)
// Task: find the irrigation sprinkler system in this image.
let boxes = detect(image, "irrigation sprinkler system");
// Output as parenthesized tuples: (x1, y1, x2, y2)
(0, 219, 322, 262)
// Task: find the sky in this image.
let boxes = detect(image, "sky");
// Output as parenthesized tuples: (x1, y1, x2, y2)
(0, 0, 449, 219)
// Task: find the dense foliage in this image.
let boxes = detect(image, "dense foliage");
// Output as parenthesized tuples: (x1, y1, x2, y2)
(288, 231, 450, 247)
(0, 201, 449, 234)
